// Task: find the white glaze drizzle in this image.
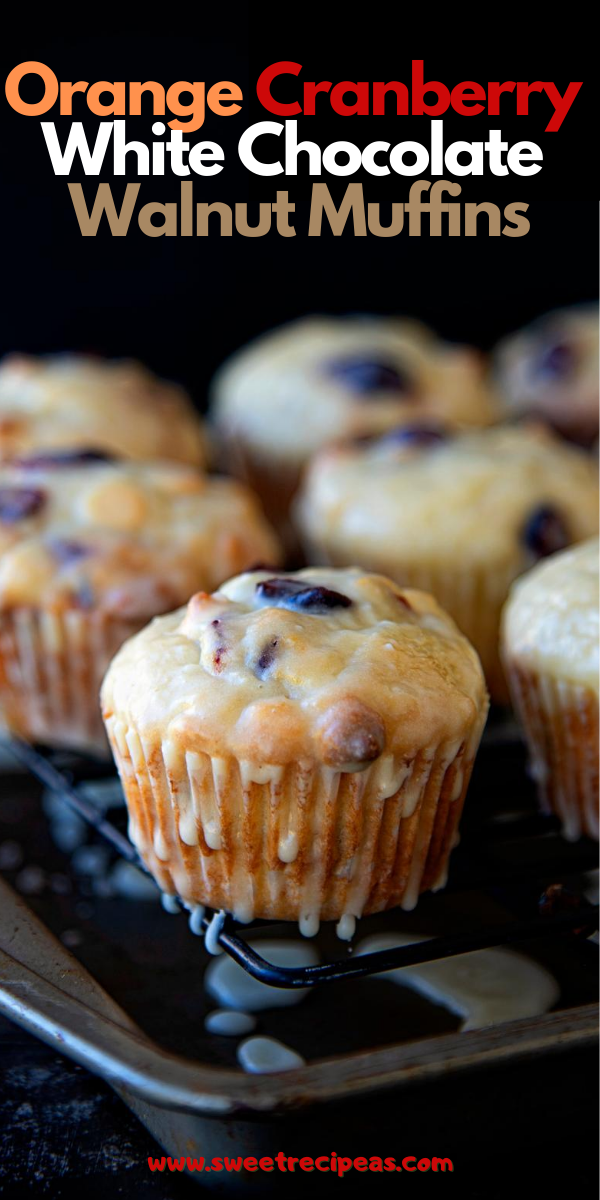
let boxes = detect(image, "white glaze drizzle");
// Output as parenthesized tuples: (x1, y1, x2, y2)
(204, 820, 222, 851)
(161, 892, 180, 914)
(178, 808, 198, 847)
(336, 913, 356, 942)
(278, 831, 299, 864)
(356, 933, 560, 1030)
(236, 1036, 306, 1074)
(204, 938, 319, 1012)
(152, 828, 169, 861)
(205, 909, 226, 955)
(204, 1009, 257, 1036)
(298, 912, 320, 938)
(188, 904, 205, 936)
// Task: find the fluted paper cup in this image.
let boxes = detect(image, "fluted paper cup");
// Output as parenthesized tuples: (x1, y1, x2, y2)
(0, 606, 144, 754)
(505, 661, 599, 841)
(103, 712, 487, 927)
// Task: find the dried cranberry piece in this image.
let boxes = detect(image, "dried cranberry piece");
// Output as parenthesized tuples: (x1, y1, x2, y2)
(256, 638, 279, 676)
(47, 538, 91, 565)
(16, 449, 115, 470)
(395, 593, 413, 610)
(210, 618, 228, 671)
(382, 425, 447, 448)
(522, 506, 571, 559)
(256, 578, 352, 613)
(0, 486, 46, 522)
(532, 341, 575, 381)
(326, 358, 411, 395)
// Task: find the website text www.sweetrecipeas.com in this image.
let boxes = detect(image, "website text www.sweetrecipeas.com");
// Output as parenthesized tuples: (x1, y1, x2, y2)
(148, 1151, 454, 1176)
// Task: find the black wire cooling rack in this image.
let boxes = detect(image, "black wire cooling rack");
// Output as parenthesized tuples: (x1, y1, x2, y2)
(4, 735, 599, 989)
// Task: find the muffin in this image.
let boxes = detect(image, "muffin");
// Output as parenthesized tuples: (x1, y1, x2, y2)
(0, 353, 208, 466)
(502, 539, 599, 840)
(212, 316, 498, 531)
(494, 305, 599, 444)
(101, 567, 489, 928)
(295, 425, 599, 701)
(0, 453, 279, 751)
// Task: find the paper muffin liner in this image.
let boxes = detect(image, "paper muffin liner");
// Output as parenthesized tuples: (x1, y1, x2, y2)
(302, 539, 515, 703)
(104, 713, 486, 925)
(505, 661, 599, 841)
(0, 606, 144, 754)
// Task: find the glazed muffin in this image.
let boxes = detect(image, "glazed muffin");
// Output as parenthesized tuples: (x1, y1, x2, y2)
(0, 353, 208, 466)
(494, 306, 599, 444)
(502, 539, 599, 840)
(295, 425, 599, 701)
(102, 568, 489, 929)
(212, 317, 498, 531)
(0, 453, 279, 751)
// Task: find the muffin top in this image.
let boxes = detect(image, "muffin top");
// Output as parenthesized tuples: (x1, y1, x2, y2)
(212, 317, 498, 465)
(296, 425, 599, 568)
(0, 454, 279, 617)
(102, 567, 488, 768)
(502, 538, 599, 692)
(0, 353, 207, 466)
(494, 306, 599, 441)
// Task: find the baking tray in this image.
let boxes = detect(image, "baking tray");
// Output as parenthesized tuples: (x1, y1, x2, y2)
(0, 720, 598, 1190)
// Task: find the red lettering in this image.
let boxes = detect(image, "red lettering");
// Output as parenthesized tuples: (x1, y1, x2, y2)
(330, 81, 369, 115)
(432, 1157, 454, 1172)
(412, 59, 450, 116)
(372, 80, 409, 116)
(256, 61, 302, 116)
(488, 80, 516, 115)
(516, 80, 545, 115)
(451, 81, 486, 114)
(303, 80, 332, 115)
(542, 80, 582, 130)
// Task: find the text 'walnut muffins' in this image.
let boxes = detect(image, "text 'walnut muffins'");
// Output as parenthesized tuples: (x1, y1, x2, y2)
(101, 568, 489, 930)
(502, 539, 599, 841)
(0, 453, 279, 752)
(295, 424, 599, 701)
(0, 353, 208, 466)
(212, 316, 498, 532)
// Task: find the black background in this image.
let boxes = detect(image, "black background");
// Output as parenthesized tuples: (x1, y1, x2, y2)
(0, 19, 597, 411)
